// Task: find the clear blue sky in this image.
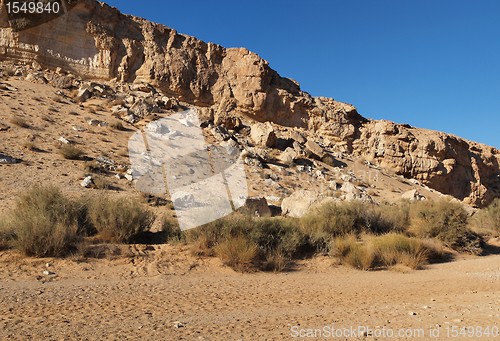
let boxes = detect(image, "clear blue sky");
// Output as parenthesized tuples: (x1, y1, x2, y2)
(105, 0, 500, 148)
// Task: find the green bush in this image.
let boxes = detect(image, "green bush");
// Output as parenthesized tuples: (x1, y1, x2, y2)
(187, 214, 305, 271)
(87, 196, 155, 243)
(409, 200, 482, 253)
(300, 201, 410, 252)
(300, 202, 362, 251)
(470, 198, 500, 235)
(6, 186, 83, 257)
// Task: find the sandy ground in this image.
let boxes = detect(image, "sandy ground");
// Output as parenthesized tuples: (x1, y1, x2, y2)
(1, 245, 499, 341)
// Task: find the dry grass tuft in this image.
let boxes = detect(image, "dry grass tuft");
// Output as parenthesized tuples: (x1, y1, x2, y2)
(331, 233, 445, 271)
(3, 186, 86, 257)
(59, 144, 84, 160)
(371, 233, 430, 269)
(469, 198, 500, 236)
(10, 116, 29, 128)
(109, 120, 126, 131)
(215, 236, 258, 272)
(87, 196, 155, 243)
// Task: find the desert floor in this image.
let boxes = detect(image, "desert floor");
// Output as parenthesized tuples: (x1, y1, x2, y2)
(1, 244, 499, 341)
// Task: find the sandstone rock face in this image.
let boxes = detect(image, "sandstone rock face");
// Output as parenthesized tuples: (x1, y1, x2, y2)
(1, 0, 498, 207)
(353, 120, 500, 207)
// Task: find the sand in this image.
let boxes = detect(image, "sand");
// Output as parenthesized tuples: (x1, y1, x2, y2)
(1, 244, 499, 341)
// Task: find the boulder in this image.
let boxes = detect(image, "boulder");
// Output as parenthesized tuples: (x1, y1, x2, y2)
(80, 176, 93, 188)
(305, 139, 325, 159)
(402, 189, 425, 201)
(290, 130, 306, 144)
(76, 86, 92, 102)
(250, 122, 276, 148)
(281, 190, 324, 218)
(243, 197, 272, 217)
(129, 99, 157, 118)
(279, 147, 298, 165)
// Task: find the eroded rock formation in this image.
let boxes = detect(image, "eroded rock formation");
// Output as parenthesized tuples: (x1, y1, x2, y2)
(0, 0, 498, 206)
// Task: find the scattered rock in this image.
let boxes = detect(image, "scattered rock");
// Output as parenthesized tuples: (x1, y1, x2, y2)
(290, 130, 306, 144)
(172, 192, 196, 209)
(129, 98, 157, 118)
(402, 189, 425, 201)
(0, 83, 18, 91)
(76, 86, 92, 102)
(58, 136, 71, 144)
(173, 321, 186, 328)
(305, 139, 325, 159)
(278, 147, 298, 165)
(0, 122, 9, 131)
(211, 125, 230, 141)
(251, 122, 276, 148)
(0, 153, 21, 164)
(49, 74, 77, 89)
(121, 112, 140, 124)
(243, 197, 272, 217)
(88, 119, 108, 127)
(80, 176, 93, 188)
(72, 126, 86, 132)
(281, 190, 324, 218)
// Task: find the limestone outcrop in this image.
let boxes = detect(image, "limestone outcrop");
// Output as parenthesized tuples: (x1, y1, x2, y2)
(0, 0, 498, 206)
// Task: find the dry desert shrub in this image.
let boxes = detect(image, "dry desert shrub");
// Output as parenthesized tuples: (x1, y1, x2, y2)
(59, 144, 84, 160)
(158, 217, 184, 243)
(215, 236, 258, 272)
(300, 201, 410, 252)
(109, 120, 126, 131)
(87, 196, 155, 243)
(371, 233, 430, 269)
(4, 185, 85, 257)
(331, 233, 445, 270)
(408, 199, 482, 253)
(331, 235, 376, 270)
(0, 219, 15, 251)
(300, 202, 362, 251)
(92, 176, 112, 190)
(10, 116, 29, 128)
(187, 214, 306, 271)
(469, 198, 500, 236)
(262, 249, 289, 272)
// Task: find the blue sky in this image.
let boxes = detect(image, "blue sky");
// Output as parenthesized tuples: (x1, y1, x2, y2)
(105, 0, 500, 148)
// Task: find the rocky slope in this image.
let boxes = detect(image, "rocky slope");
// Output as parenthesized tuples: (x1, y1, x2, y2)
(0, 0, 498, 207)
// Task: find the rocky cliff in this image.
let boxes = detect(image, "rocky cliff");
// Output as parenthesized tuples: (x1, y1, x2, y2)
(0, 0, 498, 207)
